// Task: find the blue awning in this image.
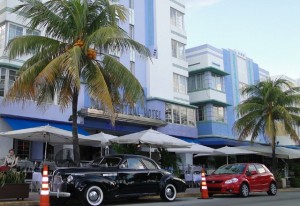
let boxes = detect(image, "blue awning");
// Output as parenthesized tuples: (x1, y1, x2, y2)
(3, 116, 88, 135)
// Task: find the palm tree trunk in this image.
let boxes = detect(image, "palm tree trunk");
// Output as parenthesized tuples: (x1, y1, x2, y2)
(271, 135, 277, 173)
(72, 89, 80, 166)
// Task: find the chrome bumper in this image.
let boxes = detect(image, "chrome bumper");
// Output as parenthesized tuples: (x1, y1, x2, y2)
(49, 191, 71, 198)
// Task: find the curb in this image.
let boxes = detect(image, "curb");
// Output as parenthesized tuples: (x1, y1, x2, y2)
(0, 201, 39, 206)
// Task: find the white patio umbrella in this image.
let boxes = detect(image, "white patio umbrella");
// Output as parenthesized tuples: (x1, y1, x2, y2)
(110, 129, 192, 158)
(86, 132, 117, 145)
(168, 143, 215, 154)
(86, 132, 117, 156)
(214, 146, 258, 164)
(237, 145, 300, 159)
(0, 125, 97, 161)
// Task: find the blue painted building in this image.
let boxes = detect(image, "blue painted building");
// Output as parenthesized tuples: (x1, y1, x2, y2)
(186, 44, 269, 147)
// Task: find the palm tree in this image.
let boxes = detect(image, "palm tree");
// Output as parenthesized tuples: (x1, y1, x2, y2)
(233, 78, 300, 172)
(4, 0, 151, 165)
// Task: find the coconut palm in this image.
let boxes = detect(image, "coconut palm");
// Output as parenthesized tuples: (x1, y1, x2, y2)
(4, 0, 151, 165)
(233, 78, 300, 172)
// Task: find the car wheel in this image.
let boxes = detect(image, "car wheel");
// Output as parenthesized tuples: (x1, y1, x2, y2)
(160, 183, 177, 202)
(82, 185, 104, 206)
(267, 182, 277, 196)
(239, 183, 249, 197)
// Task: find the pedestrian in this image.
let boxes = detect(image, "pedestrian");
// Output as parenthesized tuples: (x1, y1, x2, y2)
(2, 149, 19, 169)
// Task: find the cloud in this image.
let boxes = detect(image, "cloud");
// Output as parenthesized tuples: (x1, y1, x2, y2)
(186, 0, 222, 9)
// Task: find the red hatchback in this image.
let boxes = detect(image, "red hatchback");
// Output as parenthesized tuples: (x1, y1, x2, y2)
(206, 163, 277, 197)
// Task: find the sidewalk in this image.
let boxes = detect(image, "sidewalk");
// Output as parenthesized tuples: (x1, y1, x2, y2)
(0, 187, 299, 206)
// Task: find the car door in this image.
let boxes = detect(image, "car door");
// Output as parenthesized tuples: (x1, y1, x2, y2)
(254, 164, 269, 190)
(246, 164, 260, 191)
(140, 158, 163, 194)
(118, 158, 149, 195)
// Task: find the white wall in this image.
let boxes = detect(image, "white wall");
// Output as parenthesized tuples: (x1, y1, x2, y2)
(0, 118, 13, 160)
(189, 89, 227, 104)
(147, 0, 189, 105)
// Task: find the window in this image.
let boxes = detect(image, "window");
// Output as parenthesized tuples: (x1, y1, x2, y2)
(213, 106, 225, 122)
(8, 70, 17, 88)
(26, 29, 40, 36)
(180, 107, 187, 125)
(0, 68, 18, 97)
(126, 158, 145, 170)
(239, 82, 248, 101)
(129, 24, 134, 39)
(0, 24, 6, 49)
(14, 139, 31, 160)
(165, 103, 196, 126)
(165, 104, 172, 123)
(170, 8, 184, 30)
(173, 105, 180, 124)
(129, 0, 134, 9)
(142, 159, 157, 170)
(173, 73, 187, 94)
(212, 73, 223, 91)
(9, 24, 23, 41)
(188, 73, 205, 91)
(171, 39, 185, 60)
(187, 108, 196, 126)
(0, 68, 5, 96)
(255, 164, 266, 174)
(130, 61, 135, 74)
(197, 106, 205, 121)
(248, 164, 257, 172)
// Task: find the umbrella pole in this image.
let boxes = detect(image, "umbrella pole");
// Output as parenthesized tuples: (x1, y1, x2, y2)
(149, 145, 152, 159)
(226, 155, 228, 164)
(44, 141, 48, 162)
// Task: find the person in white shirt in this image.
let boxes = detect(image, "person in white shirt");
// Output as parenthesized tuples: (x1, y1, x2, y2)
(2, 149, 18, 169)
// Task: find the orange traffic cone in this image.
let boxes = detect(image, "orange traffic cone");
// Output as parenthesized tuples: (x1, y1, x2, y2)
(40, 164, 50, 206)
(200, 168, 209, 199)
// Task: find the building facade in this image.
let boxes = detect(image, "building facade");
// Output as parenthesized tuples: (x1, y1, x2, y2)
(186, 44, 270, 147)
(0, 0, 197, 164)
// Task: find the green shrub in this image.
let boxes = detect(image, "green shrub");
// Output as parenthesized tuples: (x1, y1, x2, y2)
(0, 170, 26, 187)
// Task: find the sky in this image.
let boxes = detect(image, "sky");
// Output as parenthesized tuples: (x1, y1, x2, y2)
(185, 0, 300, 79)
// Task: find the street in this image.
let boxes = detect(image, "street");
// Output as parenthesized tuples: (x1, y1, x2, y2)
(104, 191, 300, 206)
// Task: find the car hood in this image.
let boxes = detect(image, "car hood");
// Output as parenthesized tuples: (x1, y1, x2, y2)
(206, 174, 243, 181)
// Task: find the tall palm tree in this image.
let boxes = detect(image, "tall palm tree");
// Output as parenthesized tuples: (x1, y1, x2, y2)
(4, 0, 151, 165)
(233, 78, 300, 172)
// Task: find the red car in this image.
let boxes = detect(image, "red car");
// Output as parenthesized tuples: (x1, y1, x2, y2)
(206, 163, 277, 197)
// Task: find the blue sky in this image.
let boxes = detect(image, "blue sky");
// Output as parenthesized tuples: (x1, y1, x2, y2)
(185, 0, 300, 79)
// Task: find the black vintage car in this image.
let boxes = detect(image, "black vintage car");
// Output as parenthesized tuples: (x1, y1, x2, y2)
(50, 154, 186, 205)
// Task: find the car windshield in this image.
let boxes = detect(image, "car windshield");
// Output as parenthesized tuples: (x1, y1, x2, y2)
(91, 157, 122, 167)
(213, 164, 246, 175)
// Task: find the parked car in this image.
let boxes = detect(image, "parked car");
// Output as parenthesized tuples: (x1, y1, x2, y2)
(49, 154, 186, 205)
(205, 163, 277, 197)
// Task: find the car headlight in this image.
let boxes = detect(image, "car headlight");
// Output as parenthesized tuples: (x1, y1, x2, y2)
(225, 178, 238, 184)
(67, 175, 74, 183)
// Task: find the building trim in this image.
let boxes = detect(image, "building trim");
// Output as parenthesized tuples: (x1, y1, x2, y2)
(191, 99, 231, 107)
(172, 63, 188, 71)
(146, 97, 198, 108)
(0, 62, 21, 70)
(170, 0, 185, 8)
(189, 66, 229, 76)
(79, 108, 167, 127)
(171, 30, 187, 39)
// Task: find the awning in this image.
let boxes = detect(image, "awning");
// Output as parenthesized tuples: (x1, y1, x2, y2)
(2, 116, 88, 135)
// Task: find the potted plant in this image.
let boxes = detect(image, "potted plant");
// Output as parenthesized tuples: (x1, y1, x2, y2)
(0, 167, 30, 200)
